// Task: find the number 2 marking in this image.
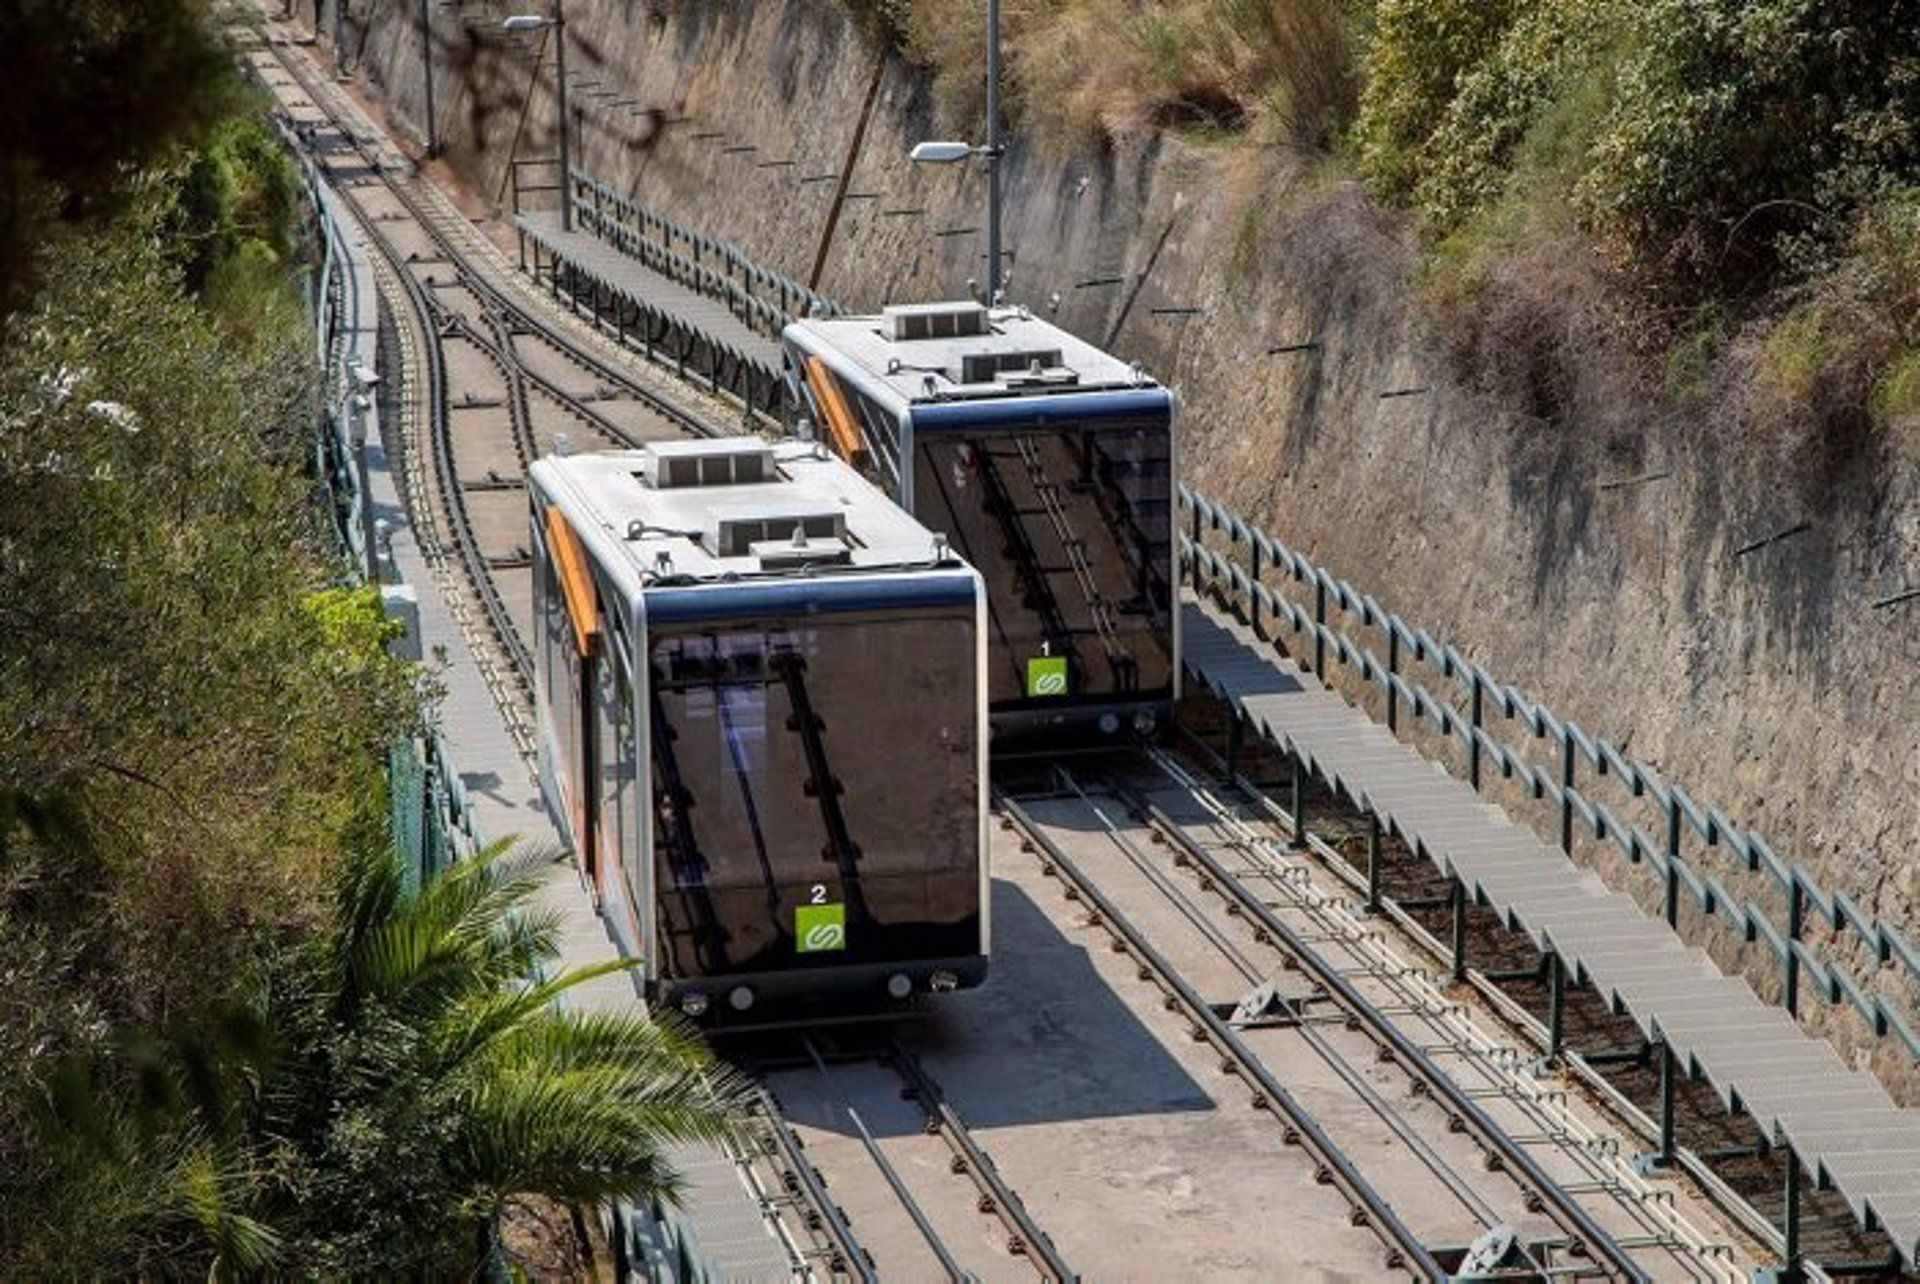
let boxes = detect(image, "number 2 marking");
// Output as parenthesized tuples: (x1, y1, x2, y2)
(810, 884, 827, 905)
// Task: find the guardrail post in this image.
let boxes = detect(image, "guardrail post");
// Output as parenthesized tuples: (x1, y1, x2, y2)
(1783, 1145, 1803, 1282)
(1386, 630, 1400, 733)
(1248, 538, 1263, 640)
(1313, 577, 1327, 678)
(1468, 674, 1484, 791)
(1559, 731, 1575, 855)
(1289, 755, 1307, 849)
(1365, 814, 1382, 913)
(1547, 951, 1565, 1061)
(1658, 1040, 1676, 1165)
(1785, 876, 1804, 1018)
(1450, 877, 1467, 982)
(1187, 503, 1202, 591)
(1664, 797, 1682, 928)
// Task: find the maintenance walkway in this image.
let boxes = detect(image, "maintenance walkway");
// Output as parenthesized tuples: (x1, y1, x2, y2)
(1179, 594, 1920, 1271)
(516, 209, 788, 423)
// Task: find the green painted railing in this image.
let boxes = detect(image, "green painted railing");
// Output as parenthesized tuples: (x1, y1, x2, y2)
(1180, 484, 1920, 1060)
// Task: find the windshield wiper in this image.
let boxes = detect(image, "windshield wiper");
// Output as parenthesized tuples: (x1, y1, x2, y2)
(772, 649, 873, 928)
(647, 687, 731, 972)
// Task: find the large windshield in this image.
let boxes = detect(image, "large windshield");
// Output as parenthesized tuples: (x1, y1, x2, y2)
(648, 604, 978, 979)
(914, 416, 1172, 708)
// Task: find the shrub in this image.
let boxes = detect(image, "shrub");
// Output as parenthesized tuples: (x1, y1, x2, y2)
(1577, 0, 1920, 290)
(1362, 0, 1920, 289)
(1873, 350, 1920, 426)
(1353, 0, 1523, 202)
(1759, 304, 1832, 405)
(907, 0, 1361, 152)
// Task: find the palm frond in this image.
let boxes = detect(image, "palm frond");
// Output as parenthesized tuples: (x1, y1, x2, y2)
(175, 1140, 281, 1277)
(427, 957, 643, 1077)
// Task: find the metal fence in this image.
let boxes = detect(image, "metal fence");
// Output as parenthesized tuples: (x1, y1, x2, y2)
(565, 170, 842, 337)
(389, 733, 484, 888)
(290, 113, 490, 887)
(1179, 485, 1920, 1060)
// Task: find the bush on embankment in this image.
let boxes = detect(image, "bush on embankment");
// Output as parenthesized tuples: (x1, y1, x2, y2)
(881, 0, 1920, 438)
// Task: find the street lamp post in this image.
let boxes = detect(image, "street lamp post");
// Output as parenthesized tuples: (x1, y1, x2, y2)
(985, 0, 1002, 304)
(419, 0, 438, 156)
(503, 6, 572, 231)
(909, 0, 1005, 303)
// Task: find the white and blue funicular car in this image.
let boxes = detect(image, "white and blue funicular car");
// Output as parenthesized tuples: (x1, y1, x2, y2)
(782, 301, 1177, 749)
(529, 437, 988, 1023)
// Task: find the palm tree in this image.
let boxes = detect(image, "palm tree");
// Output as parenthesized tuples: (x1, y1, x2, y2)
(258, 836, 752, 1274)
(5, 812, 750, 1277)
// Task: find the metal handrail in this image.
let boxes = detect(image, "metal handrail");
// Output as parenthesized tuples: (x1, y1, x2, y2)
(287, 108, 486, 882)
(567, 171, 842, 335)
(1179, 485, 1920, 1059)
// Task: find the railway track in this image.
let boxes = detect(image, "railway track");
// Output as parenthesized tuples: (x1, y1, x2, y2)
(244, 19, 1769, 1280)
(740, 1030, 1077, 1283)
(997, 752, 1749, 1281)
(248, 25, 722, 706)
(1175, 697, 1898, 1275)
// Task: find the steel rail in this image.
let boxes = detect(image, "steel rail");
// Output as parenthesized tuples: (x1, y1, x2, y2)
(1172, 723, 1778, 1269)
(1056, 772, 1507, 1233)
(996, 791, 1442, 1280)
(750, 1085, 878, 1284)
(259, 40, 730, 694)
(264, 35, 719, 446)
(886, 1037, 1078, 1282)
(799, 1036, 973, 1284)
(259, 47, 535, 686)
(1128, 785, 1651, 1283)
(360, 208, 533, 686)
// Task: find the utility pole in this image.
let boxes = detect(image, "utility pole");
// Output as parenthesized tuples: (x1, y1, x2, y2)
(418, 0, 438, 156)
(502, 5, 573, 231)
(909, 0, 1010, 303)
(985, 0, 1003, 303)
(554, 2, 572, 230)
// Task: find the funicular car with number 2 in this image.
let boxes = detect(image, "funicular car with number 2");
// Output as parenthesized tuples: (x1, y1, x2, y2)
(529, 437, 988, 1023)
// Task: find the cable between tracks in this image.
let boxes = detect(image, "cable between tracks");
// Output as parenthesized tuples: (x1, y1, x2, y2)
(1137, 753, 1652, 1282)
(996, 789, 1445, 1280)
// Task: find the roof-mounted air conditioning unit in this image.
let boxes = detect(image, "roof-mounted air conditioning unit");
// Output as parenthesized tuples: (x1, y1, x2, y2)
(707, 503, 848, 558)
(751, 536, 855, 570)
(883, 301, 990, 342)
(959, 349, 1067, 385)
(638, 438, 777, 489)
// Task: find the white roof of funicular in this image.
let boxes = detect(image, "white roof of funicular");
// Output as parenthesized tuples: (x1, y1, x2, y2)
(535, 439, 949, 583)
(788, 302, 1160, 406)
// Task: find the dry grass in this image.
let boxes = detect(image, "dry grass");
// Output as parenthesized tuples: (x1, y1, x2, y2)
(902, 0, 1359, 153)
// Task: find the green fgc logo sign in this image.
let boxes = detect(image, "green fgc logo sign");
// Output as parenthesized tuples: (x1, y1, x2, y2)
(1025, 654, 1067, 697)
(796, 902, 846, 952)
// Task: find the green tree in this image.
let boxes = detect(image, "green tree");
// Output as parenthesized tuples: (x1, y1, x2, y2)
(0, 0, 237, 321)
(256, 837, 751, 1274)
(3, 831, 751, 1276)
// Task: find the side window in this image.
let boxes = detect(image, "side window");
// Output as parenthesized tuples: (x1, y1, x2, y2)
(596, 615, 621, 885)
(538, 513, 583, 829)
(847, 386, 903, 495)
(616, 664, 640, 913)
(532, 509, 552, 720)
(587, 594, 641, 917)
